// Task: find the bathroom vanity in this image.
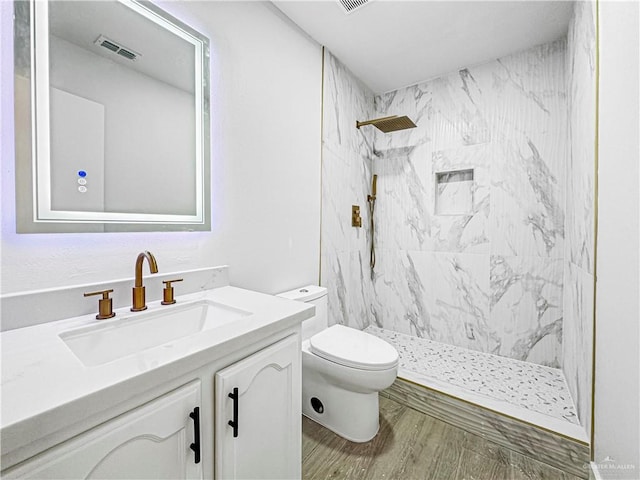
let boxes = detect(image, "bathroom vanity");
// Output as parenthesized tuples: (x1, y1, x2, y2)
(0, 286, 312, 479)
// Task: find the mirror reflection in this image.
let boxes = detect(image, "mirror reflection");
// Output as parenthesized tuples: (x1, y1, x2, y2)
(14, 0, 210, 232)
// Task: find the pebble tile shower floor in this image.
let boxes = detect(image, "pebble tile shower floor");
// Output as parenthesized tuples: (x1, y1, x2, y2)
(365, 326, 579, 425)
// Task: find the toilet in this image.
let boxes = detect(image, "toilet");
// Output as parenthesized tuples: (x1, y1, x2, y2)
(277, 285, 398, 442)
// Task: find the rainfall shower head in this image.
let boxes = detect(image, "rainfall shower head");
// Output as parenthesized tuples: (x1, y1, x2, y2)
(356, 115, 417, 133)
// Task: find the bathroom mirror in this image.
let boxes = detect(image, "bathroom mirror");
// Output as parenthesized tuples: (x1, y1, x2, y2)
(14, 0, 210, 232)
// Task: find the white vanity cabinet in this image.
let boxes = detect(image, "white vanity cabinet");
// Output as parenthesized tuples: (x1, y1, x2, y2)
(1, 284, 310, 479)
(2, 333, 302, 480)
(3, 381, 203, 480)
(215, 334, 301, 480)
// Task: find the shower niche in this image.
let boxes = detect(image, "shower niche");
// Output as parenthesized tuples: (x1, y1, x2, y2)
(434, 168, 474, 216)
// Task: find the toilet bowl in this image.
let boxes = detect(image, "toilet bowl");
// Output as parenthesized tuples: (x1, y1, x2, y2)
(277, 286, 398, 442)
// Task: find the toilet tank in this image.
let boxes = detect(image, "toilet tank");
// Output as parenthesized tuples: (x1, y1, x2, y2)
(276, 285, 327, 340)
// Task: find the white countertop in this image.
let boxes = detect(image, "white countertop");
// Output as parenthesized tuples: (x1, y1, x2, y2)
(0, 286, 313, 467)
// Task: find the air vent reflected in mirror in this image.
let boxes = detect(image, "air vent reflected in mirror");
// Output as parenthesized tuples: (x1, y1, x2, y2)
(117, 49, 137, 60)
(337, 0, 372, 14)
(94, 35, 141, 61)
(100, 39, 119, 53)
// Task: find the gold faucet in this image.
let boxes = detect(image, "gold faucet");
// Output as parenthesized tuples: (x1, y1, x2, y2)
(131, 251, 159, 311)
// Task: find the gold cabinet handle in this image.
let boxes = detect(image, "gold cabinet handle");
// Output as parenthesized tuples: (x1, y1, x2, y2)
(161, 278, 184, 305)
(84, 289, 116, 320)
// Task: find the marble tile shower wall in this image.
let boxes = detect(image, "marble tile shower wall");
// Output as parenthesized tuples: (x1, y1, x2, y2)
(371, 40, 568, 368)
(562, 0, 597, 437)
(321, 50, 376, 330)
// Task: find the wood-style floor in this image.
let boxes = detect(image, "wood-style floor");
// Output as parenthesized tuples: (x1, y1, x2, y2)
(302, 396, 583, 480)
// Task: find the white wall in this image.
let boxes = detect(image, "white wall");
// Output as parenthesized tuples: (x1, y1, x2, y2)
(49, 85, 106, 213)
(594, 0, 640, 477)
(49, 35, 196, 215)
(1, 1, 322, 302)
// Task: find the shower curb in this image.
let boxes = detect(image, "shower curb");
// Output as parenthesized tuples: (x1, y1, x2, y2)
(382, 378, 590, 479)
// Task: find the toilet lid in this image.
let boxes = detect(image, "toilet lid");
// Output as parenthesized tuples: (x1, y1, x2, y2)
(309, 325, 399, 371)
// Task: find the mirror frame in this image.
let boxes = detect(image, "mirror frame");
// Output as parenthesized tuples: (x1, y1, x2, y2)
(14, 0, 211, 233)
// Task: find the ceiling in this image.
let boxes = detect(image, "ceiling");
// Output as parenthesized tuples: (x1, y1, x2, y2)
(49, 1, 195, 93)
(272, 0, 574, 94)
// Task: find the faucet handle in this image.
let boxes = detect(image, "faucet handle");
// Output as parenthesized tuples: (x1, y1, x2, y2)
(84, 289, 116, 320)
(161, 279, 184, 305)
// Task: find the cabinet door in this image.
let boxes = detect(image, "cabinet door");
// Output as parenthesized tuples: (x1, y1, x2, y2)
(215, 335, 301, 480)
(4, 381, 203, 480)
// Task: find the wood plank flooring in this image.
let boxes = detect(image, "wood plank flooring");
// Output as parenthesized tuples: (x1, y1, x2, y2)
(302, 396, 584, 480)
(382, 379, 589, 478)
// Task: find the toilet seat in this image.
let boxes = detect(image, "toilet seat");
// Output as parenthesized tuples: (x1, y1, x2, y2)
(309, 325, 399, 371)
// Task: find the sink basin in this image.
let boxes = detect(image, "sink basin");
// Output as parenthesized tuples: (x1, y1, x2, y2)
(59, 300, 252, 367)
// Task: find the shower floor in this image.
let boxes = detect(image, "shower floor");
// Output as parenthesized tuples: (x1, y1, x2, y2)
(365, 326, 586, 441)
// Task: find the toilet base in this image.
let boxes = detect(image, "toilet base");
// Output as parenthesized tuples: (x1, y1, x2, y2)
(302, 370, 380, 443)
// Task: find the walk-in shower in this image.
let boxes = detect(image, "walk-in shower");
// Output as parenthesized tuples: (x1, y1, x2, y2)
(322, 8, 596, 454)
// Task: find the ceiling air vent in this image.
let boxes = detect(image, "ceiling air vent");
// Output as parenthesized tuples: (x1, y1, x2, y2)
(94, 35, 141, 61)
(337, 0, 372, 15)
